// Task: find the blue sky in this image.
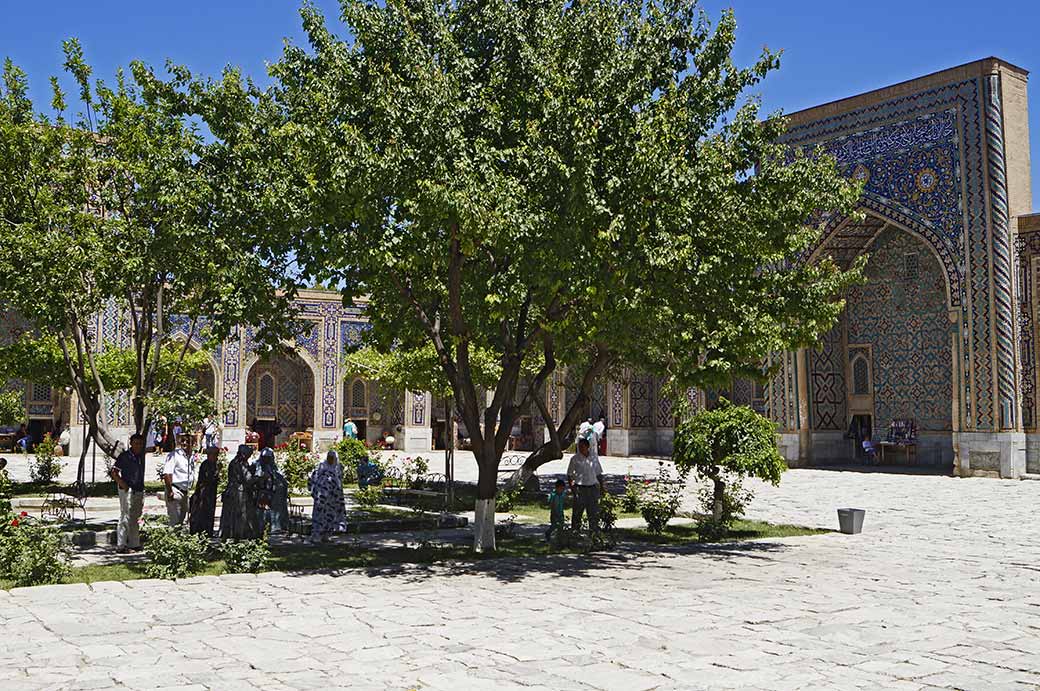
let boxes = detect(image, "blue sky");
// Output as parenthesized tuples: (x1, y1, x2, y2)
(3, 0, 1039, 207)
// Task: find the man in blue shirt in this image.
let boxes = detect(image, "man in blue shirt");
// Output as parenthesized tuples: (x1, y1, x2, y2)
(342, 418, 358, 440)
(111, 433, 147, 553)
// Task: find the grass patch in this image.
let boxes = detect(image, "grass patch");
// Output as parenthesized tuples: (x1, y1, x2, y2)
(616, 519, 831, 545)
(1, 518, 828, 589)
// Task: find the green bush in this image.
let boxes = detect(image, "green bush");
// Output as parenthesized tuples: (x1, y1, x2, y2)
(639, 464, 683, 534)
(621, 476, 646, 513)
(496, 484, 523, 513)
(354, 484, 383, 509)
(401, 455, 430, 487)
(221, 534, 271, 574)
(673, 399, 786, 534)
(143, 525, 209, 579)
(334, 437, 369, 467)
(598, 490, 619, 532)
(333, 437, 368, 485)
(30, 433, 63, 483)
(0, 466, 12, 515)
(280, 438, 318, 493)
(695, 477, 754, 539)
(0, 514, 72, 587)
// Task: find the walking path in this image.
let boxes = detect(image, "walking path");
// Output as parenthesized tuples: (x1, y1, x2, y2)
(2, 469, 1038, 690)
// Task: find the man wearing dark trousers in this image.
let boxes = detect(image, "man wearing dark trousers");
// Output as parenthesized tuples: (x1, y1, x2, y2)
(567, 438, 605, 534)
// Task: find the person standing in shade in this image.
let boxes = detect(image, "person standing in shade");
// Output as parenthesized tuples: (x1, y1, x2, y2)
(163, 434, 195, 527)
(342, 417, 358, 440)
(567, 438, 605, 534)
(220, 445, 261, 539)
(253, 447, 289, 533)
(189, 446, 221, 537)
(545, 478, 568, 543)
(110, 433, 147, 553)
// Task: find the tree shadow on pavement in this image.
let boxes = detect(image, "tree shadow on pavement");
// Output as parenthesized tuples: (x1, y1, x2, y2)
(287, 537, 797, 585)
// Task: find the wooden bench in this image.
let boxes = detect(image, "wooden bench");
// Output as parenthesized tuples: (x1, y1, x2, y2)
(40, 485, 87, 523)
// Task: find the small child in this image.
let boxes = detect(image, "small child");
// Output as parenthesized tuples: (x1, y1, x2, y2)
(546, 479, 567, 543)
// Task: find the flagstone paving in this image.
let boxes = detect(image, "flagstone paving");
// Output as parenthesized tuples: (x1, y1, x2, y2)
(2, 469, 1039, 690)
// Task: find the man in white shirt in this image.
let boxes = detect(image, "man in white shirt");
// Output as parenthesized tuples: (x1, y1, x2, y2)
(202, 416, 219, 451)
(567, 437, 605, 533)
(163, 434, 195, 527)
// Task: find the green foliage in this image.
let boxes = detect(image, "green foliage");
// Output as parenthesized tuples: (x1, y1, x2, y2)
(343, 345, 503, 399)
(333, 437, 370, 468)
(143, 387, 216, 433)
(0, 514, 72, 587)
(30, 433, 63, 483)
(151, 0, 862, 550)
(695, 478, 754, 540)
(674, 400, 786, 534)
(0, 41, 298, 457)
(280, 439, 318, 493)
(221, 534, 271, 574)
(673, 400, 787, 486)
(401, 456, 430, 488)
(496, 484, 523, 513)
(0, 467, 11, 515)
(0, 390, 24, 427)
(354, 485, 383, 509)
(640, 465, 685, 534)
(143, 525, 209, 579)
(598, 490, 619, 533)
(621, 476, 647, 513)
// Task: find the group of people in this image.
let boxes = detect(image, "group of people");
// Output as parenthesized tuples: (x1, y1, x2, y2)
(145, 416, 219, 453)
(546, 418, 609, 541)
(9, 422, 71, 454)
(109, 430, 351, 552)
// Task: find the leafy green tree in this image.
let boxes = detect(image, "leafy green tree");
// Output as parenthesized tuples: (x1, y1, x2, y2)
(0, 41, 298, 461)
(155, 0, 861, 550)
(0, 390, 23, 427)
(672, 399, 786, 532)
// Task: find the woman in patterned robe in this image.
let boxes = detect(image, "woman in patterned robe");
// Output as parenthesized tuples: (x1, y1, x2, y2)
(308, 450, 347, 543)
(220, 445, 262, 540)
(188, 447, 220, 537)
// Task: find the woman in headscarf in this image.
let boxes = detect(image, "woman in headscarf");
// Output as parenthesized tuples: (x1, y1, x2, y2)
(253, 447, 289, 533)
(219, 445, 262, 539)
(189, 446, 221, 537)
(307, 450, 347, 543)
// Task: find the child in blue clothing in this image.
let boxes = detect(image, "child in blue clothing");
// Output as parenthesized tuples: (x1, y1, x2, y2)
(546, 479, 567, 542)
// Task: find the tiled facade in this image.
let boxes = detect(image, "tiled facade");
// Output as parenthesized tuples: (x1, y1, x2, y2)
(771, 58, 1035, 478)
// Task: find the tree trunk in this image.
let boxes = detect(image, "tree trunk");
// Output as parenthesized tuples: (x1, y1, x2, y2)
(473, 451, 499, 552)
(712, 476, 726, 523)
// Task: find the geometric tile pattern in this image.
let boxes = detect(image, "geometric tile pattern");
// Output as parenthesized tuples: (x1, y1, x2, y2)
(810, 323, 847, 431)
(780, 73, 1006, 433)
(846, 227, 953, 433)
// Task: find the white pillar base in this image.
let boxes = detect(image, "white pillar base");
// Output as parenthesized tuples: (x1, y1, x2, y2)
(953, 431, 1026, 479)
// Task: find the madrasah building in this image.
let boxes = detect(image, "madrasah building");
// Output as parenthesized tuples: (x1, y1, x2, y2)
(4, 58, 1039, 480)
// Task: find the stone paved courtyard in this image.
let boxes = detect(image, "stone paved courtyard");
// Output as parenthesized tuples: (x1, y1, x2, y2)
(3, 469, 1039, 690)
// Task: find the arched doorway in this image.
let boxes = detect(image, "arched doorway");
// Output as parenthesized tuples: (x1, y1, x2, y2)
(342, 377, 370, 442)
(245, 354, 316, 449)
(808, 216, 954, 468)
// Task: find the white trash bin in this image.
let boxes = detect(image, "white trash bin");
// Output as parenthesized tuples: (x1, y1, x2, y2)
(837, 508, 865, 535)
